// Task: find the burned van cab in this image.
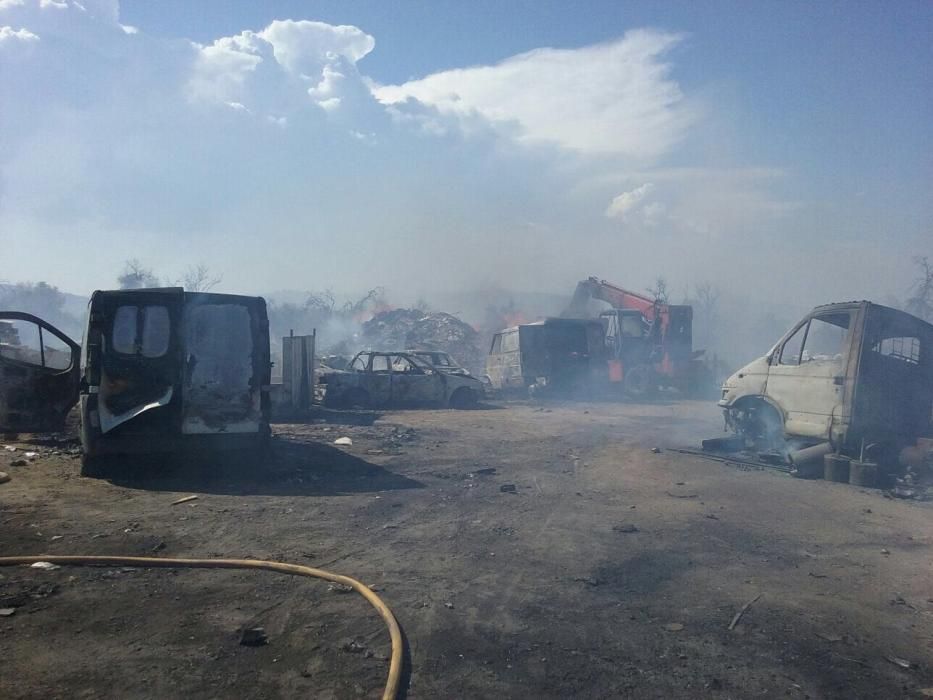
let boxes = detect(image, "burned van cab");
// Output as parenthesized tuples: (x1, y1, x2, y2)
(720, 301, 933, 458)
(80, 288, 271, 476)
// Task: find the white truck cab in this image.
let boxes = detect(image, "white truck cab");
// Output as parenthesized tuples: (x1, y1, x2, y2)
(720, 301, 933, 456)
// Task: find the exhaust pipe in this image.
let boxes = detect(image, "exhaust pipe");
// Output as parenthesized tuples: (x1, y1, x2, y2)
(788, 442, 832, 478)
(788, 442, 832, 467)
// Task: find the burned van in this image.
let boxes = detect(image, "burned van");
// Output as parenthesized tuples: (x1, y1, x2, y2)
(79, 288, 271, 476)
(720, 301, 933, 458)
(486, 318, 607, 395)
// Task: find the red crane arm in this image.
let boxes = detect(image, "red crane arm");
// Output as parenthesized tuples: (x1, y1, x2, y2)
(568, 277, 660, 319)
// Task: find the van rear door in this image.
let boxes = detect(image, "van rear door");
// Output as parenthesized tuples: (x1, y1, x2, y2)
(92, 289, 184, 434)
(181, 294, 269, 434)
(0, 312, 80, 432)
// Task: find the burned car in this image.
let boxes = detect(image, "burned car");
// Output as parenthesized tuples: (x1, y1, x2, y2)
(0, 312, 81, 433)
(720, 301, 933, 464)
(321, 351, 485, 408)
(79, 288, 271, 476)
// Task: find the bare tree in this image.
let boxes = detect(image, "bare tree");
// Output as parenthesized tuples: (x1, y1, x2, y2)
(342, 287, 385, 316)
(182, 263, 222, 292)
(118, 259, 160, 289)
(906, 255, 933, 322)
(646, 277, 670, 305)
(693, 281, 721, 350)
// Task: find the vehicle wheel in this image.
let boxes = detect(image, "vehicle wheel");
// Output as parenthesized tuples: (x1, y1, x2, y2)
(345, 388, 372, 409)
(449, 387, 478, 409)
(80, 453, 110, 478)
(731, 400, 783, 449)
(623, 365, 656, 399)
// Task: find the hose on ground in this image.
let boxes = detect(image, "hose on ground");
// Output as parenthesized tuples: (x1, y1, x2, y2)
(0, 555, 402, 700)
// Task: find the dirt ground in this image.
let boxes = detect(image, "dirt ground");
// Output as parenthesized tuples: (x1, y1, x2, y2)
(2, 399, 933, 699)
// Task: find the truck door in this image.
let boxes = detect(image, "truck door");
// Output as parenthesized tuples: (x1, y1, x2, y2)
(0, 312, 80, 432)
(517, 326, 545, 387)
(764, 309, 856, 440)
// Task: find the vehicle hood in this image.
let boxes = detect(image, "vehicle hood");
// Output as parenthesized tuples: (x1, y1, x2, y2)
(718, 355, 770, 407)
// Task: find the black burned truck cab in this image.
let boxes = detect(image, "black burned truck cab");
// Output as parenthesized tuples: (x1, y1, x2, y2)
(79, 288, 271, 476)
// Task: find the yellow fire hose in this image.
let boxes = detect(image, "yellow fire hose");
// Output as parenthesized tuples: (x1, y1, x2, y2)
(0, 555, 403, 700)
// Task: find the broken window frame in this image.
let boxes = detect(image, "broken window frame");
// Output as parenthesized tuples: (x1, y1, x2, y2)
(110, 304, 171, 359)
(777, 311, 852, 367)
(0, 317, 75, 372)
(872, 336, 921, 365)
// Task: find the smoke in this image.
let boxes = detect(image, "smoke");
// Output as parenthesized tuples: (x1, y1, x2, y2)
(0, 2, 927, 332)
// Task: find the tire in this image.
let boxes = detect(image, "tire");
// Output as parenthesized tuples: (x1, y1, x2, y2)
(449, 387, 478, 409)
(80, 453, 110, 478)
(731, 400, 783, 450)
(623, 365, 657, 399)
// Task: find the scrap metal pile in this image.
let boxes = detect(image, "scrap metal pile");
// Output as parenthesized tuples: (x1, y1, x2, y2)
(360, 308, 484, 373)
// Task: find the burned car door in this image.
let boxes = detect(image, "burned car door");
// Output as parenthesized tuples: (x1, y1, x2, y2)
(91, 289, 184, 435)
(763, 309, 858, 440)
(365, 354, 393, 405)
(389, 354, 444, 404)
(0, 312, 80, 432)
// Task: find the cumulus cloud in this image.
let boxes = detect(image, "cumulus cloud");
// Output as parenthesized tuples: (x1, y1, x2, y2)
(188, 19, 375, 114)
(259, 19, 373, 74)
(2, 3, 827, 304)
(373, 30, 692, 158)
(0, 25, 38, 42)
(606, 183, 654, 219)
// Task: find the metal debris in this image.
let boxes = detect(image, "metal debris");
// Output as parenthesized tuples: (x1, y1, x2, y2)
(240, 627, 268, 647)
(361, 308, 483, 374)
(170, 495, 199, 506)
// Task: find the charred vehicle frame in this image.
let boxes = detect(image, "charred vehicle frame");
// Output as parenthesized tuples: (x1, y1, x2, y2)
(321, 350, 485, 409)
(719, 301, 933, 469)
(79, 288, 272, 476)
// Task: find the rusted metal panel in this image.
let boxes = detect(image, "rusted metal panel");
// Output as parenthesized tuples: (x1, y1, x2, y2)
(282, 331, 316, 412)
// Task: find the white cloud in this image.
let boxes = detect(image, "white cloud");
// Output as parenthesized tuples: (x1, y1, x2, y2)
(1, 7, 834, 305)
(606, 183, 654, 219)
(188, 19, 375, 114)
(373, 30, 692, 158)
(0, 25, 38, 42)
(0, 0, 25, 10)
(258, 19, 373, 75)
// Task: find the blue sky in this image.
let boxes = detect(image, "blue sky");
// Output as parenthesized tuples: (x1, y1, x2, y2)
(1, 0, 930, 306)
